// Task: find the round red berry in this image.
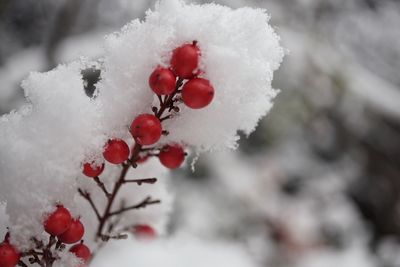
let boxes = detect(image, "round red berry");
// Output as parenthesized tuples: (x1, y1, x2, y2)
(103, 139, 130, 164)
(69, 243, 91, 263)
(0, 241, 20, 267)
(149, 67, 176, 95)
(130, 114, 162, 146)
(58, 219, 84, 244)
(170, 42, 200, 79)
(182, 78, 214, 109)
(132, 224, 156, 239)
(82, 162, 104, 178)
(158, 145, 185, 169)
(44, 206, 72, 236)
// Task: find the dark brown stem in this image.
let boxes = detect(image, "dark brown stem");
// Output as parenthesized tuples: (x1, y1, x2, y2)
(156, 78, 183, 118)
(78, 189, 101, 221)
(93, 176, 111, 197)
(80, 77, 183, 242)
(107, 197, 161, 217)
(95, 143, 142, 240)
(107, 200, 126, 234)
(100, 233, 128, 242)
(123, 178, 157, 185)
(157, 94, 163, 105)
(160, 115, 173, 122)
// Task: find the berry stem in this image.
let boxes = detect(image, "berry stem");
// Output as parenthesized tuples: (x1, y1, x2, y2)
(93, 176, 111, 198)
(78, 189, 101, 221)
(107, 197, 161, 217)
(123, 177, 157, 185)
(80, 77, 184, 244)
(156, 78, 183, 118)
(18, 260, 28, 267)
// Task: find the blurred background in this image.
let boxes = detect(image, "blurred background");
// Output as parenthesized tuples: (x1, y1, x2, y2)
(1, 0, 400, 266)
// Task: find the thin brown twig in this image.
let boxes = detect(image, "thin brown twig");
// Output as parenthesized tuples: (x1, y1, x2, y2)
(107, 197, 161, 217)
(18, 260, 28, 267)
(93, 176, 111, 197)
(123, 178, 157, 185)
(78, 189, 101, 221)
(80, 77, 184, 242)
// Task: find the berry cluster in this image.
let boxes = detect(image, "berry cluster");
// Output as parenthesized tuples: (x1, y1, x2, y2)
(1, 41, 213, 267)
(44, 206, 85, 245)
(0, 207, 90, 267)
(82, 41, 214, 176)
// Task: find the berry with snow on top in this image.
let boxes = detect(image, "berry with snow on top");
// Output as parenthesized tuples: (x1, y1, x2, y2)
(69, 242, 91, 264)
(82, 162, 105, 178)
(44, 206, 72, 236)
(171, 42, 200, 79)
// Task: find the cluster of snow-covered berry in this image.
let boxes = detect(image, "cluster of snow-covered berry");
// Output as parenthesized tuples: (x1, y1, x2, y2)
(0, 205, 90, 267)
(83, 41, 213, 176)
(0, 40, 214, 267)
(0, 0, 284, 266)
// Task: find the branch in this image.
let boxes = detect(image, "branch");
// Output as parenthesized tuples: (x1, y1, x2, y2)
(93, 176, 111, 198)
(107, 197, 161, 217)
(123, 178, 157, 185)
(78, 189, 101, 221)
(99, 233, 128, 242)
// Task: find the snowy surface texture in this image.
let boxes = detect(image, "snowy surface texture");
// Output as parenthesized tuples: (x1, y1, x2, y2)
(0, 0, 283, 261)
(91, 234, 258, 267)
(98, 0, 284, 150)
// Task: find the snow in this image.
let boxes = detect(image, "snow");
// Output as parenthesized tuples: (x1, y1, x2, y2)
(0, 0, 283, 263)
(97, 0, 284, 150)
(91, 234, 258, 267)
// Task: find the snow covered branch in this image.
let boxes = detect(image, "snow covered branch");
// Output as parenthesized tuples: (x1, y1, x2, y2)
(0, 0, 283, 266)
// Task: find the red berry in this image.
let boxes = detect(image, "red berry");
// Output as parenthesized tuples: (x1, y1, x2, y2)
(69, 243, 91, 263)
(132, 225, 156, 239)
(0, 241, 20, 267)
(82, 162, 104, 178)
(130, 114, 162, 146)
(58, 219, 84, 244)
(44, 206, 72, 236)
(171, 42, 200, 79)
(158, 145, 185, 169)
(182, 78, 214, 109)
(103, 139, 130, 164)
(149, 67, 176, 95)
